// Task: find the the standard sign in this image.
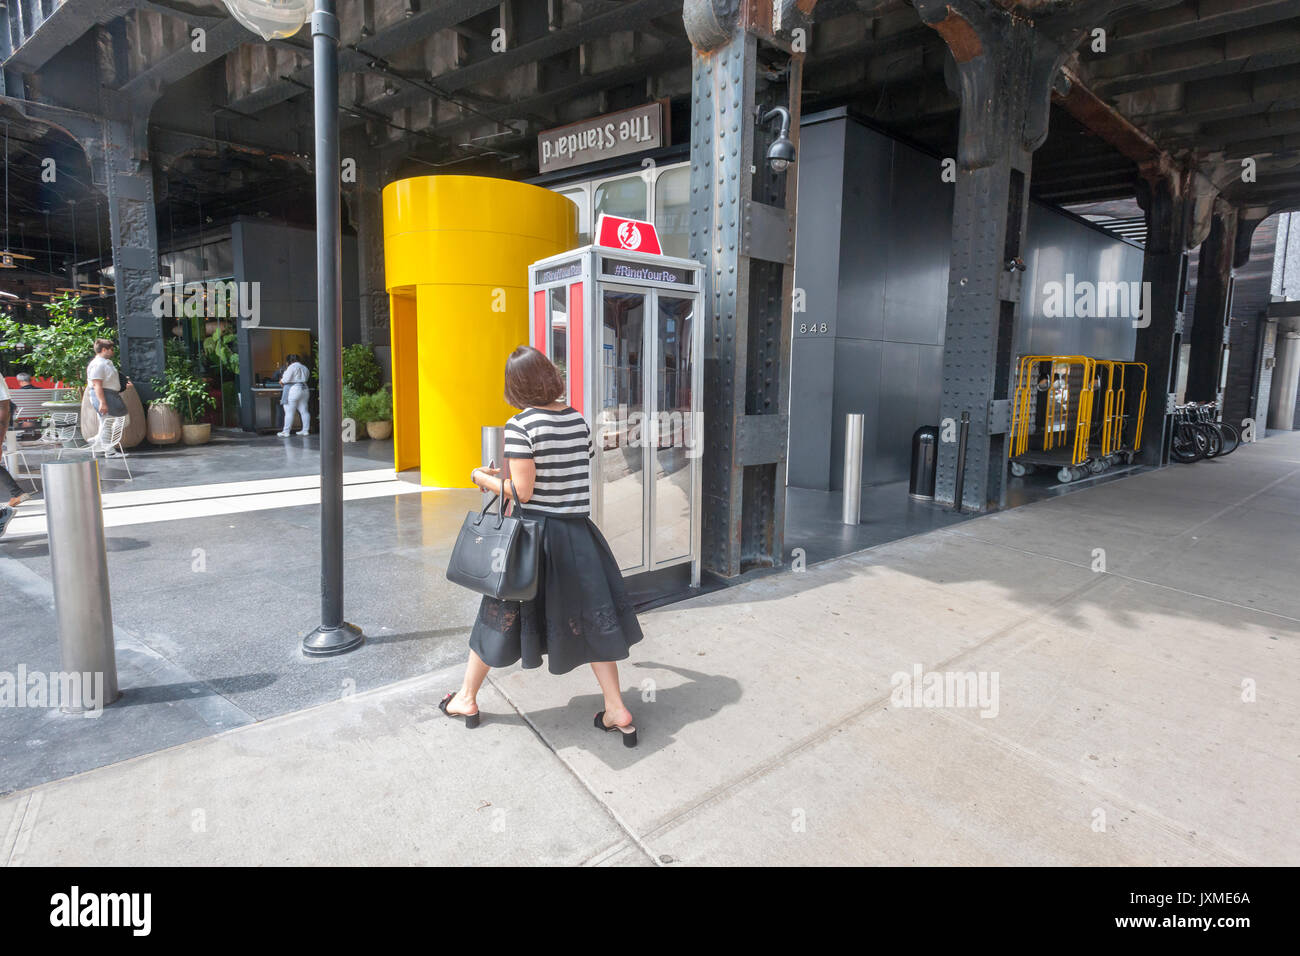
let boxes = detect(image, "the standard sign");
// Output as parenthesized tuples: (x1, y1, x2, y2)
(539, 102, 665, 174)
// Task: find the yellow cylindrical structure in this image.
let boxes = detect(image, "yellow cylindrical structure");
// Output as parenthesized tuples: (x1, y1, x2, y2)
(382, 175, 576, 487)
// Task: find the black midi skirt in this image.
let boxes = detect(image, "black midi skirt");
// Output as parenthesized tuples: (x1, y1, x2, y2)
(468, 508, 643, 675)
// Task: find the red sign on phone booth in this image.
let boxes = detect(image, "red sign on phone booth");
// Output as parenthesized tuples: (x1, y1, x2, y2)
(594, 214, 662, 255)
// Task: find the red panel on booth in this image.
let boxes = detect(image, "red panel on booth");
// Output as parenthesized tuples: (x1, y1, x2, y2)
(569, 281, 584, 415)
(533, 289, 547, 355)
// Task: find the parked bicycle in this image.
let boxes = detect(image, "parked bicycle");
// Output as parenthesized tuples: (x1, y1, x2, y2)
(1170, 402, 1240, 463)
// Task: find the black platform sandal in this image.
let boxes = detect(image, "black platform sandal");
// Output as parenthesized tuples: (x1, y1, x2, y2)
(440, 692, 480, 729)
(594, 711, 637, 748)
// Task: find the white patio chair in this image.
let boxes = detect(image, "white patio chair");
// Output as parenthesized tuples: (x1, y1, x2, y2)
(83, 416, 133, 481)
(40, 412, 81, 458)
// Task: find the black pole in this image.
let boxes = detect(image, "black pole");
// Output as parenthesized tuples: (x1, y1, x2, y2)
(302, 0, 362, 657)
(952, 410, 970, 514)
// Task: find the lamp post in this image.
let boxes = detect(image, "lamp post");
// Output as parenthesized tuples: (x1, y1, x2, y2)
(220, 0, 363, 656)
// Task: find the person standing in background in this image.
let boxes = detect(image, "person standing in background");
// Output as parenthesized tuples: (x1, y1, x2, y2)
(0, 375, 33, 518)
(277, 353, 311, 437)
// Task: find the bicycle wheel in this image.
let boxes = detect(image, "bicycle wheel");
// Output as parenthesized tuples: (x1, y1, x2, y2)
(1214, 422, 1240, 456)
(1199, 422, 1223, 458)
(1170, 423, 1206, 462)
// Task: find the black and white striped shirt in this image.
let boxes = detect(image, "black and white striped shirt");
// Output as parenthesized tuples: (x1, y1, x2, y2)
(503, 406, 594, 516)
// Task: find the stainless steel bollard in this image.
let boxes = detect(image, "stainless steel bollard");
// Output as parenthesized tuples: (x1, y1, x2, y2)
(842, 413, 864, 525)
(481, 426, 504, 497)
(43, 459, 120, 711)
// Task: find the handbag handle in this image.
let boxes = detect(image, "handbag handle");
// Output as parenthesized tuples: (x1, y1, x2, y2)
(472, 459, 523, 529)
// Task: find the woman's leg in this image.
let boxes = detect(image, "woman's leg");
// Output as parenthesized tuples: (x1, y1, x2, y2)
(295, 392, 311, 434)
(590, 661, 633, 728)
(446, 650, 490, 716)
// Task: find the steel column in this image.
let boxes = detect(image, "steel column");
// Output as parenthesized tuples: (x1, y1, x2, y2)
(915, 1, 1044, 512)
(684, 0, 808, 578)
(1186, 201, 1238, 403)
(102, 116, 165, 398)
(1134, 166, 1192, 465)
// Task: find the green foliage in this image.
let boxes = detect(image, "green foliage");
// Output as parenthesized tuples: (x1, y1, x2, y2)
(354, 388, 392, 425)
(342, 384, 363, 427)
(342, 344, 382, 395)
(203, 326, 239, 376)
(151, 341, 215, 424)
(0, 293, 114, 389)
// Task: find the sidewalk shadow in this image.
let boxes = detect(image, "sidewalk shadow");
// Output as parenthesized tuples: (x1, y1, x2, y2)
(487, 661, 742, 768)
(113, 672, 277, 706)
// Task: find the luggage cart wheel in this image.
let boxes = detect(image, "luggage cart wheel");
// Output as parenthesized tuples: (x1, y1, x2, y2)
(1010, 461, 1027, 478)
(1057, 467, 1074, 484)
(1088, 458, 1106, 475)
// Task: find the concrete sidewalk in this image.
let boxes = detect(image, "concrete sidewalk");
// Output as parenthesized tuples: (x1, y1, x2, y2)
(4, 434, 1299, 865)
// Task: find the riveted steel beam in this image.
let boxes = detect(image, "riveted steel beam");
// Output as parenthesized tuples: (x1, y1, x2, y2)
(1186, 199, 1238, 403)
(1133, 162, 1195, 465)
(685, 0, 813, 577)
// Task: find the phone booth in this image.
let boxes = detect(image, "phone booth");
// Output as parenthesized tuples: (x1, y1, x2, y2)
(529, 214, 704, 589)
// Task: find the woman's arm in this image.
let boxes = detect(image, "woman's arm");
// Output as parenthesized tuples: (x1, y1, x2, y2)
(472, 458, 536, 503)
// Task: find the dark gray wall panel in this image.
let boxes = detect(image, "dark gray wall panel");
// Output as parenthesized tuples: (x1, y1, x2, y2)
(884, 142, 952, 347)
(1018, 204, 1142, 361)
(787, 335, 837, 488)
(835, 122, 892, 342)
(877, 341, 923, 483)
(789, 118, 847, 489)
(829, 338, 882, 490)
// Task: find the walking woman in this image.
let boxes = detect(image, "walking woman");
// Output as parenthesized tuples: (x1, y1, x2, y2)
(441, 346, 644, 746)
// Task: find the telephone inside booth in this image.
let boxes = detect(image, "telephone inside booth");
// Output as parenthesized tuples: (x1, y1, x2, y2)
(528, 215, 705, 594)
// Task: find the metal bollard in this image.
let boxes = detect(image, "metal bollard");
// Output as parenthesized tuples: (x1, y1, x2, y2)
(43, 459, 120, 711)
(842, 412, 864, 525)
(481, 426, 504, 497)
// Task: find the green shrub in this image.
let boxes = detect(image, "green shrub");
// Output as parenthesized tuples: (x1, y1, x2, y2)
(354, 388, 392, 426)
(342, 384, 364, 427)
(341, 344, 382, 395)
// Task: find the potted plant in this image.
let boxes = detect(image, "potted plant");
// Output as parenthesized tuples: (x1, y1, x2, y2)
(356, 388, 392, 440)
(147, 342, 187, 444)
(152, 349, 215, 445)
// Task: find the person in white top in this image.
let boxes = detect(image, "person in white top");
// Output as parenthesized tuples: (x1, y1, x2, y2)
(0, 377, 32, 521)
(85, 338, 129, 450)
(277, 353, 311, 437)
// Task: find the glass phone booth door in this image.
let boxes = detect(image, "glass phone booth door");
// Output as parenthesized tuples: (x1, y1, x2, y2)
(593, 284, 698, 579)
(529, 246, 702, 588)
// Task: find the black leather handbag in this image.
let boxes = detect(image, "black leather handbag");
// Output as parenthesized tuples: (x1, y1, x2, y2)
(446, 469, 541, 601)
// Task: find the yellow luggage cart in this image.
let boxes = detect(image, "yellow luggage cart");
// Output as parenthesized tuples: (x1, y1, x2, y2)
(1010, 355, 1147, 483)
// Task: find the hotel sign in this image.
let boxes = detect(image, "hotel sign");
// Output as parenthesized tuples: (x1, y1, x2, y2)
(538, 101, 667, 174)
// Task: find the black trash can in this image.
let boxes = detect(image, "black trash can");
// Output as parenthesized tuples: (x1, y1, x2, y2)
(909, 425, 939, 500)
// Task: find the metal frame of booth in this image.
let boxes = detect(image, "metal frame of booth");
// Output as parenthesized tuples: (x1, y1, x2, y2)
(528, 244, 704, 587)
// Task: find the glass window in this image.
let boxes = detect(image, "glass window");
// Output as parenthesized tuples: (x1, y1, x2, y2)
(654, 165, 691, 258)
(653, 294, 695, 563)
(599, 289, 646, 571)
(549, 285, 568, 400)
(557, 186, 590, 246)
(594, 174, 647, 225)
